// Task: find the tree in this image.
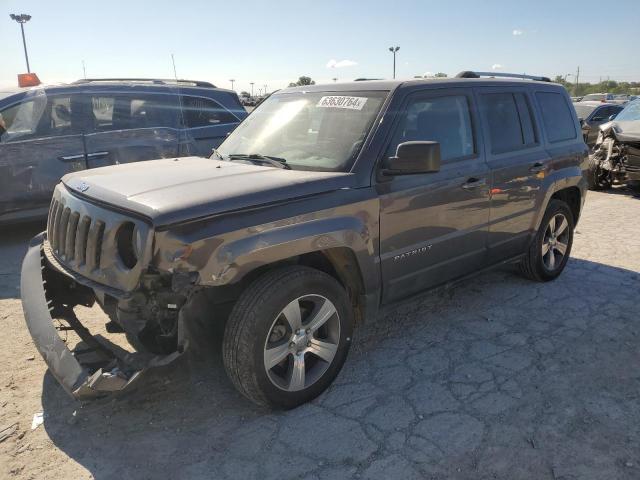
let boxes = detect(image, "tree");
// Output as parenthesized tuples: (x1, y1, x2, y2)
(434, 72, 448, 78)
(288, 76, 315, 87)
(240, 91, 250, 97)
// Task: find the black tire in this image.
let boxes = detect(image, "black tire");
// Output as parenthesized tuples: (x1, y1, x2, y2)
(222, 266, 353, 409)
(520, 199, 574, 282)
(587, 155, 612, 190)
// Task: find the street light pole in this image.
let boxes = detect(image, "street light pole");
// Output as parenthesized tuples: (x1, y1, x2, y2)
(250, 82, 254, 97)
(230, 79, 235, 90)
(388, 46, 400, 79)
(264, 84, 267, 95)
(10, 14, 32, 73)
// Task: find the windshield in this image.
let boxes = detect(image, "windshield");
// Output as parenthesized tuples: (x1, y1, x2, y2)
(615, 100, 640, 122)
(573, 104, 596, 119)
(217, 91, 387, 171)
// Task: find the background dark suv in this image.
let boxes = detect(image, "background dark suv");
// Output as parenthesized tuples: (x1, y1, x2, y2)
(0, 78, 247, 224)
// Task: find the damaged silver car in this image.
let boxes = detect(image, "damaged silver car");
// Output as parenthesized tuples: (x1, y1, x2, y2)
(587, 99, 640, 191)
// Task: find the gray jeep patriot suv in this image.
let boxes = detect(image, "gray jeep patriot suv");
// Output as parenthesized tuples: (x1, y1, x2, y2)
(20, 71, 588, 408)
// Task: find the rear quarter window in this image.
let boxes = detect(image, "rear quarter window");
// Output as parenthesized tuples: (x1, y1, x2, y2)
(535, 92, 576, 143)
(181, 96, 238, 128)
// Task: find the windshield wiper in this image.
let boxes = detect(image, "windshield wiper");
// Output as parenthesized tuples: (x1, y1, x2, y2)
(227, 153, 291, 169)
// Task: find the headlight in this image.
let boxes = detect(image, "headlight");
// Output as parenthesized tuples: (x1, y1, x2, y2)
(116, 222, 139, 269)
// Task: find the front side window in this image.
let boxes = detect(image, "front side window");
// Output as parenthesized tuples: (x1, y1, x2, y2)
(181, 96, 238, 128)
(536, 92, 577, 143)
(217, 91, 387, 171)
(386, 94, 474, 161)
(0, 92, 79, 142)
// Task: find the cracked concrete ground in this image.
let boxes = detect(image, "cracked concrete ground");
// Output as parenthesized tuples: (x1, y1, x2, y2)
(1, 189, 639, 479)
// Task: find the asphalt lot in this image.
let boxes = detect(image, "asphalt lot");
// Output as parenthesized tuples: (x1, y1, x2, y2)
(1, 189, 639, 479)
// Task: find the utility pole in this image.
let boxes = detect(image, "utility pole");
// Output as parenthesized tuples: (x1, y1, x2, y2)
(10, 14, 32, 73)
(574, 66, 580, 96)
(388, 46, 400, 79)
(229, 79, 235, 90)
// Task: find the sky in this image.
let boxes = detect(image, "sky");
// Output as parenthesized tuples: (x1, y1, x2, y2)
(1, 0, 639, 92)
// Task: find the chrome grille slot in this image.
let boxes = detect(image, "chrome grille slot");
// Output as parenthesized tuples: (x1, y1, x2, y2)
(85, 220, 105, 271)
(57, 208, 71, 257)
(75, 216, 91, 265)
(64, 212, 80, 261)
(50, 202, 64, 251)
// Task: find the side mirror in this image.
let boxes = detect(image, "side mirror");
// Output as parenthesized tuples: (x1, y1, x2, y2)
(608, 114, 617, 121)
(383, 141, 441, 175)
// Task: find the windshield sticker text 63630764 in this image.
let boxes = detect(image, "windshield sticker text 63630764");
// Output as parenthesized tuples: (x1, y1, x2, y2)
(316, 96, 368, 110)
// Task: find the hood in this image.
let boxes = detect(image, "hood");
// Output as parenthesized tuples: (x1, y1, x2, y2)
(62, 157, 354, 226)
(599, 120, 640, 143)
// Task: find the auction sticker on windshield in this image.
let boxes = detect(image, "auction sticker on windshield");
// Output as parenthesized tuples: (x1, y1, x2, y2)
(316, 96, 368, 110)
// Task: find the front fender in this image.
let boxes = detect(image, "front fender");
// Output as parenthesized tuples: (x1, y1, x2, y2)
(202, 214, 379, 291)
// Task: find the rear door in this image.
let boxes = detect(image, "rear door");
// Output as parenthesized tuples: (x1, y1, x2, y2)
(476, 87, 549, 262)
(377, 88, 491, 303)
(179, 94, 243, 156)
(0, 92, 87, 222)
(83, 92, 180, 168)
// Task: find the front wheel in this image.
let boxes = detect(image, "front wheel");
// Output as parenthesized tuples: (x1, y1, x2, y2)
(222, 266, 353, 409)
(520, 199, 574, 282)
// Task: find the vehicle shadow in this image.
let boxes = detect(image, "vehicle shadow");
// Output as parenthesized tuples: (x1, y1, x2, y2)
(39, 256, 640, 479)
(0, 221, 45, 300)
(597, 185, 640, 198)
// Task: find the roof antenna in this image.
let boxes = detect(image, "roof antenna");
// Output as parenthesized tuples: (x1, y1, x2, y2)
(171, 53, 178, 80)
(171, 53, 190, 155)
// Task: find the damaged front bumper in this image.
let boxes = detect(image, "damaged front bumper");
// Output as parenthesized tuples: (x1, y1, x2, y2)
(20, 233, 181, 400)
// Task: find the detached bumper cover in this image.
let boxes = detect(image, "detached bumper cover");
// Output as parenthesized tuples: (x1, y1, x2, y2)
(20, 233, 179, 400)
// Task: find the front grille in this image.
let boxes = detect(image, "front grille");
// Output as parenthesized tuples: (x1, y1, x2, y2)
(48, 198, 106, 271)
(45, 184, 152, 292)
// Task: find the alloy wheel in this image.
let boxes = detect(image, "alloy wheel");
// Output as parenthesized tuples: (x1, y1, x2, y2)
(541, 213, 570, 271)
(263, 295, 340, 392)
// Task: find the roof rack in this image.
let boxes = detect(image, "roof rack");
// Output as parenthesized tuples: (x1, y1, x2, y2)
(455, 71, 551, 82)
(72, 78, 217, 88)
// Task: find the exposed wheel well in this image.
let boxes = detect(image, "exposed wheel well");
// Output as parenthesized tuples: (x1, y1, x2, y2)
(551, 187, 581, 223)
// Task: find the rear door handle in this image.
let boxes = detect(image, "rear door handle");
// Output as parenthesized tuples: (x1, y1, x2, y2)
(86, 151, 109, 158)
(58, 154, 85, 162)
(529, 162, 545, 173)
(461, 177, 486, 190)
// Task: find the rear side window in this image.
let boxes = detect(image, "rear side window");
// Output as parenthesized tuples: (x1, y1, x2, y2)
(479, 92, 537, 154)
(535, 92, 576, 143)
(387, 95, 475, 162)
(88, 94, 179, 131)
(181, 96, 238, 128)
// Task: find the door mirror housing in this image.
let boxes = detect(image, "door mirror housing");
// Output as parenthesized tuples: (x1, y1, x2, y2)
(608, 114, 617, 121)
(383, 141, 441, 175)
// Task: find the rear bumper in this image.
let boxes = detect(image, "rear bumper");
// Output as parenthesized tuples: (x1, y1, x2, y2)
(20, 233, 180, 400)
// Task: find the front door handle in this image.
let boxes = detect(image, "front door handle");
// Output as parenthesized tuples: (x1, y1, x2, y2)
(58, 153, 85, 162)
(461, 177, 486, 190)
(86, 151, 109, 158)
(529, 162, 545, 173)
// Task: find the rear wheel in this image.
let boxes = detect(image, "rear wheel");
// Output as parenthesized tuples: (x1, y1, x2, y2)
(587, 156, 612, 190)
(222, 266, 353, 408)
(520, 199, 574, 282)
